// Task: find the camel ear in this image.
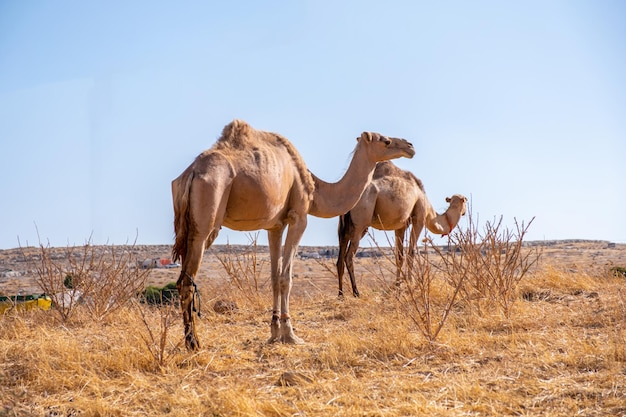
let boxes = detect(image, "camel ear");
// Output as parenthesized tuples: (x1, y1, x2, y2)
(446, 197, 451, 203)
(359, 132, 373, 142)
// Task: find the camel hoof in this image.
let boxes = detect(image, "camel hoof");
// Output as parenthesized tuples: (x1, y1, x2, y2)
(282, 334, 305, 345)
(267, 335, 281, 344)
(185, 336, 200, 351)
(267, 334, 304, 344)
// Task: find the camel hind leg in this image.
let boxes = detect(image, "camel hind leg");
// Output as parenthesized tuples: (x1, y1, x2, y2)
(177, 173, 231, 351)
(177, 232, 212, 351)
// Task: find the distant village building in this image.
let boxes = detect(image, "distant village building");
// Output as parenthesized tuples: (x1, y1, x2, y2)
(141, 258, 178, 269)
(299, 251, 321, 259)
(356, 250, 383, 258)
(142, 259, 158, 269)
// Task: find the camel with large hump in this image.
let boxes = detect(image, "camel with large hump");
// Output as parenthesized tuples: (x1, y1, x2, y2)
(336, 161, 467, 297)
(171, 120, 414, 350)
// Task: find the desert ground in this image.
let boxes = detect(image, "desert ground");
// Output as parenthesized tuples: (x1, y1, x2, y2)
(1, 239, 625, 416)
(2, 240, 624, 298)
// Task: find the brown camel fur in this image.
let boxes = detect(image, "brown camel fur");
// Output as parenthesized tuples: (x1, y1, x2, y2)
(336, 161, 467, 297)
(172, 120, 414, 350)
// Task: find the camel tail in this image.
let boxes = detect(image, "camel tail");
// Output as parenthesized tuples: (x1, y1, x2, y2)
(172, 170, 194, 263)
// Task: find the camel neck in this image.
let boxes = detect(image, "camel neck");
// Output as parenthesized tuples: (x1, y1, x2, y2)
(427, 206, 461, 236)
(423, 200, 452, 235)
(308, 145, 377, 218)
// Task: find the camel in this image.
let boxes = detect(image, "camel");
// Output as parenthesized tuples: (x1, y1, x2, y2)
(336, 161, 467, 297)
(171, 120, 414, 350)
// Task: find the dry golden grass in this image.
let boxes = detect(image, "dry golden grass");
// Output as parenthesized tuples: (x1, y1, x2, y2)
(1, 243, 626, 416)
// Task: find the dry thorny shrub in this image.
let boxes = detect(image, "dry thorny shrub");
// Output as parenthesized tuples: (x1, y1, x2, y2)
(132, 299, 185, 370)
(440, 210, 540, 317)
(216, 233, 268, 308)
(132, 235, 271, 370)
(23, 238, 185, 368)
(401, 209, 539, 341)
(22, 239, 150, 323)
(400, 240, 467, 342)
(346, 206, 541, 343)
(131, 235, 270, 370)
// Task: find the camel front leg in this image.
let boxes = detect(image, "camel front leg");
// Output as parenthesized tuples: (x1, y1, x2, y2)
(337, 230, 349, 298)
(345, 239, 360, 298)
(267, 228, 284, 343)
(394, 228, 406, 287)
(407, 216, 425, 284)
(278, 215, 306, 344)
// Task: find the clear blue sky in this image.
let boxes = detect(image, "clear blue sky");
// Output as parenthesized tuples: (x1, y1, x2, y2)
(1, 1, 624, 249)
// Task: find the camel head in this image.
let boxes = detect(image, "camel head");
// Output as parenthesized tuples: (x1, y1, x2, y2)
(445, 194, 468, 217)
(438, 194, 468, 236)
(357, 132, 415, 162)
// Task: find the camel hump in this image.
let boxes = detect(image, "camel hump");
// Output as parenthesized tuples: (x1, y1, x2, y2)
(373, 161, 425, 191)
(372, 161, 399, 178)
(219, 119, 252, 146)
(215, 120, 315, 197)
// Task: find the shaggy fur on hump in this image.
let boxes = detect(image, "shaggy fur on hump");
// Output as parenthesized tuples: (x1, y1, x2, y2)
(373, 161, 425, 192)
(214, 119, 315, 197)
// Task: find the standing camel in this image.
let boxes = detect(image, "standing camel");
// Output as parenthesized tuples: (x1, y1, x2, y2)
(172, 120, 414, 350)
(336, 161, 467, 297)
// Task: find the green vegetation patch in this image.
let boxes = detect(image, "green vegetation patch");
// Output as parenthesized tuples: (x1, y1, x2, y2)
(141, 282, 178, 305)
(610, 266, 626, 278)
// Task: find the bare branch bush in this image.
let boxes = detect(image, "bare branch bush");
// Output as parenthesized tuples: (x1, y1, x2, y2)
(313, 256, 338, 280)
(361, 231, 401, 295)
(401, 238, 469, 342)
(438, 208, 540, 317)
(132, 299, 185, 370)
(24, 238, 150, 322)
(338, 228, 465, 342)
(216, 233, 268, 307)
(22, 242, 87, 322)
(387, 203, 539, 341)
(81, 244, 152, 321)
